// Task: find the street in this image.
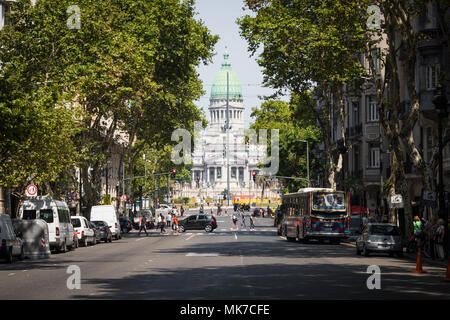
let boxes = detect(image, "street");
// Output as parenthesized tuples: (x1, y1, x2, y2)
(0, 213, 448, 300)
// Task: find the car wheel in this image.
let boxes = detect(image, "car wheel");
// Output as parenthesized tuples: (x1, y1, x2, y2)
(205, 225, 213, 233)
(362, 245, 370, 257)
(82, 237, 88, 247)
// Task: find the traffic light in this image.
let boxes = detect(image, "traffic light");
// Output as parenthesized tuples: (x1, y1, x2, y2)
(171, 169, 177, 178)
(252, 171, 257, 182)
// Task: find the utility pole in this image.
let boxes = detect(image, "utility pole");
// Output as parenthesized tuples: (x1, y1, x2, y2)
(226, 71, 230, 207)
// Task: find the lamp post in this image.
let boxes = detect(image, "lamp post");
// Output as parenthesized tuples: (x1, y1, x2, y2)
(432, 85, 449, 266)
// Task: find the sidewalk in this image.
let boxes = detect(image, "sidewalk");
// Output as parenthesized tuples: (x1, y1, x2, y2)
(341, 241, 448, 269)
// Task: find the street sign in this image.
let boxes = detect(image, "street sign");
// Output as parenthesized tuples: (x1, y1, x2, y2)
(389, 194, 404, 208)
(26, 184, 38, 197)
(121, 194, 127, 201)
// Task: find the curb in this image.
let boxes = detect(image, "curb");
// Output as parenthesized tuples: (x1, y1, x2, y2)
(341, 241, 447, 269)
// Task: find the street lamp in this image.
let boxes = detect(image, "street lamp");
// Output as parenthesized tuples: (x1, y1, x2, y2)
(432, 85, 449, 268)
(299, 140, 310, 187)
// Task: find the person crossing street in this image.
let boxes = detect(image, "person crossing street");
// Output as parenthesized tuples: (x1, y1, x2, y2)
(138, 215, 148, 236)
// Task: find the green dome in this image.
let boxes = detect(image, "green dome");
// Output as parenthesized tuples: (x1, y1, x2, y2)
(210, 51, 243, 100)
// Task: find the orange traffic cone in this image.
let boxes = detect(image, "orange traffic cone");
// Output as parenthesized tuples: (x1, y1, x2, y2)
(412, 247, 427, 274)
(444, 256, 450, 282)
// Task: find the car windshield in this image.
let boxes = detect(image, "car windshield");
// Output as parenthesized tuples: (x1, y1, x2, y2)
(39, 209, 54, 223)
(71, 219, 81, 227)
(370, 225, 400, 236)
(313, 192, 346, 211)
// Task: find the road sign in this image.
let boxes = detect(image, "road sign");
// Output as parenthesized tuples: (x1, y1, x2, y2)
(26, 184, 38, 197)
(121, 194, 127, 201)
(389, 194, 404, 208)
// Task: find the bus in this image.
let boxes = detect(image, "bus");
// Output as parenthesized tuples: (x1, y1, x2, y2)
(279, 188, 350, 244)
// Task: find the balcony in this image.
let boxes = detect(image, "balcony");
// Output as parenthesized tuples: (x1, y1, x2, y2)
(417, 28, 442, 54)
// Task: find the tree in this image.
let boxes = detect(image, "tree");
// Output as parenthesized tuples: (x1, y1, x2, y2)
(250, 99, 321, 193)
(238, 0, 370, 189)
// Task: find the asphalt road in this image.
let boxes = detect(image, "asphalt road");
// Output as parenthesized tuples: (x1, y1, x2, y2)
(0, 213, 448, 300)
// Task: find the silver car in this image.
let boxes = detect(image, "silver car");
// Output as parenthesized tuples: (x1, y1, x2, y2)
(356, 223, 403, 257)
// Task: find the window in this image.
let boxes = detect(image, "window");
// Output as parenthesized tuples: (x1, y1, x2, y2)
(369, 147, 380, 168)
(23, 210, 37, 220)
(71, 218, 81, 228)
(40, 209, 54, 223)
(367, 96, 378, 122)
(352, 101, 359, 126)
(425, 64, 440, 90)
(371, 49, 380, 74)
(239, 167, 244, 182)
(231, 167, 236, 179)
(426, 127, 433, 163)
(216, 167, 222, 179)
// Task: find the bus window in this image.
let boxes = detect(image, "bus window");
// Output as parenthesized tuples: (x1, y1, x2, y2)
(313, 193, 345, 211)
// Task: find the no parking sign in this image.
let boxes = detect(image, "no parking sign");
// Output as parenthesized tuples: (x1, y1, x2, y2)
(26, 184, 38, 197)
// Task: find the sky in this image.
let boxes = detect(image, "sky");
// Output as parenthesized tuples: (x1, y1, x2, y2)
(193, 0, 284, 128)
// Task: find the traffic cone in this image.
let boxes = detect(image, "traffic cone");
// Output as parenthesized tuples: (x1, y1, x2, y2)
(412, 247, 427, 274)
(444, 256, 450, 282)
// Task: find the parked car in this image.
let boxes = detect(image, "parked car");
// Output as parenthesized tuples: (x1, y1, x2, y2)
(91, 221, 113, 243)
(356, 223, 403, 257)
(0, 214, 24, 263)
(89, 222, 102, 244)
(155, 204, 172, 217)
(90, 205, 121, 240)
(71, 216, 96, 247)
(119, 217, 133, 233)
(178, 214, 217, 233)
(20, 196, 75, 253)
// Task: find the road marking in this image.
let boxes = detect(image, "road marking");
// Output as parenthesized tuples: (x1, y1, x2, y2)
(234, 233, 238, 240)
(135, 238, 145, 241)
(185, 234, 196, 241)
(186, 253, 219, 257)
(8, 273, 15, 276)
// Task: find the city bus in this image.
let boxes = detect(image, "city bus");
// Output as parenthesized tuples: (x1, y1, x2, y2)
(280, 188, 350, 244)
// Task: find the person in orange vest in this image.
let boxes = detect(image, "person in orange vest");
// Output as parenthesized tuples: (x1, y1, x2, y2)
(173, 215, 179, 234)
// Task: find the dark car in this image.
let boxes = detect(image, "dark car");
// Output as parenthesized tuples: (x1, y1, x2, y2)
(119, 217, 133, 233)
(89, 222, 102, 244)
(91, 220, 113, 243)
(178, 214, 217, 233)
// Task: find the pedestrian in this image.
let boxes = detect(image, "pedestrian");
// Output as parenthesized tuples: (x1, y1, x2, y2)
(231, 213, 238, 230)
(200, 204, 204, 214)
(173, 214, 179, 234)
(156, 214, 162, 230)
(241, 214, 247, 229)
(138, 215, 148, 236)
(434, 219, 445, 260)
(167, 212, 172, 228)
(425, 218, 436, 260)
(260, 208, 264, 218)
(249, 214, 255, 231)
(173, 206, 178, 216)
(180, 205, 185, 217)
(160, 215, 166, 234)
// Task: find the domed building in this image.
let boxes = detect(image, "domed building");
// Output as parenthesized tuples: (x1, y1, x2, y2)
(182, 50, 279, 204)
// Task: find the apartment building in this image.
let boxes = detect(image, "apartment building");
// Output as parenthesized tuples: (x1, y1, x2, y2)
(328, 3, 449, 220)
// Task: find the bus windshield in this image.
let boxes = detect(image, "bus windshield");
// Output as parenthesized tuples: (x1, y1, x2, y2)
(312, 192, 346, 211)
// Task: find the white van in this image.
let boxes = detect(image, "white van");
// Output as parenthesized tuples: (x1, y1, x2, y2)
(90, 205, 121, 240)
(20, 196, 75, 253)
(0, 214, 24, 262)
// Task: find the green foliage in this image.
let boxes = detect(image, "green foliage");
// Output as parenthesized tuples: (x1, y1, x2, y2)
(250, 99, 321, 193)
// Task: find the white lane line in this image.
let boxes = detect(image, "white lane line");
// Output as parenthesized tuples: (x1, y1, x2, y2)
(185, 234, 196, 241)
(135, 238, 145, 242)
(234, 233, 238, 240)
(186, 253, 220, 257)
(8, 273, 15, 276)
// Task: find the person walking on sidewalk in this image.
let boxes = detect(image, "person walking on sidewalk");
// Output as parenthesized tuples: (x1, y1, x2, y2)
(167, 212, 172, 228)
(231, 213, 238, 230)
(249, 214, 255, 231)
(180, 205, 185, 217)
(241, 213, 247, 229)
(138, 215, 148, 236)
(173, 214, 179, 234)
(160, 215, 166, 234)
